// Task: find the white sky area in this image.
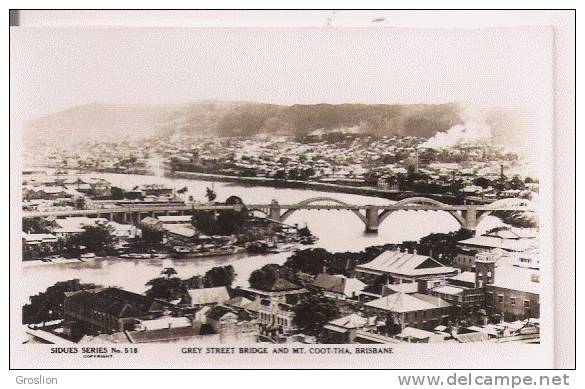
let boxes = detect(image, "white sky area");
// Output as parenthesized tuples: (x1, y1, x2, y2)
(11, 26, 552, 126)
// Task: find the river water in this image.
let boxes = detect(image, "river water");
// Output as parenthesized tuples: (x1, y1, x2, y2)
(20, 173, 504, 306)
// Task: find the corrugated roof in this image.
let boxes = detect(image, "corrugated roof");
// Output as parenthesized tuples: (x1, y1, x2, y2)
(458, 236, 536, 252)
(357, 250, 456, 277)
(365, 292, 445, 313)
(327, 314, 368, 329)
(185, 287, 230, 306)
(430, 285, 464, 296)
(398, 327, 435, 339)
(65, 287, 170, 318)
(492, 267, 540, 294)
(448, 271, 476, 284)
(312, 274, 366, 297)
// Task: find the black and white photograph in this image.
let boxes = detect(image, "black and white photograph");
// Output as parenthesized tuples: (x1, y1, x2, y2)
(8, 9, 575, 370)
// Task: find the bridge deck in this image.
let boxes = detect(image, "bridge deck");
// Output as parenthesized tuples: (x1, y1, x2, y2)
(22, 202, 534, 219)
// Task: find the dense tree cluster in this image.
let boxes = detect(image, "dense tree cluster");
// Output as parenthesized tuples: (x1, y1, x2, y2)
(293, 294, 339, 335)
(191, 196, 249, 236)
(145, 265, 236, 301)
(23, 279, 101, 324)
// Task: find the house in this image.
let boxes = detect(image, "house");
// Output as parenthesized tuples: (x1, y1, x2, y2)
(165, 224, 198, 243)
(444, 252, 540, 321)
(355, 250, 458, 284)
(487, 265, 540, 321)
(454, 227, 538, 270)
(428, 269, 486, 311)
(312, 274, 366, 300)
(52, 217, 108, 238)
(63, 288, 173, 337)
(396, 327, 445, 343)
(364, 292, 452, 331)
(205, 305, 259, 342)
(241, 278, 307, 335)
(138, 184, 174, 197)
(124, 325, 220, 344)
(181, 287, 230, 308)
(456, 235, 537, 254)
(322, 314, 371, 343)
(242, 278, 307, 301)
(22, 233, 59, 260)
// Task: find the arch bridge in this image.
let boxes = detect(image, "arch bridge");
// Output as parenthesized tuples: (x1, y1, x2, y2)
(245, 196, 535, 233)
(22, 197, 534, 234)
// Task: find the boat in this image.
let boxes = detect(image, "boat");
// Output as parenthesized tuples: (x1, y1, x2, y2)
(171, 245, 245, 259)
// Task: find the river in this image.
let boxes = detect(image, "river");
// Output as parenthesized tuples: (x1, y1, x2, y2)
(20, 172, 504, 306)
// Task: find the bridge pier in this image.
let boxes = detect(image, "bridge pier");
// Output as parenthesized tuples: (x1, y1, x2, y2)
(269, 200, 282, 222)
(365, 207, 380, 233)
(461, 205, 477, 231)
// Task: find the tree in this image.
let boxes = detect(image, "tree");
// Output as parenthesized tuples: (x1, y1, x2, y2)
(22, 217, 52, 234)
(192, 210, 219, 235)
(205, 187, 217, 202)
(274, 170, 287, 180)
(216, 196, 248, 235)
(249, 264, 280, 290)
(72, 224, 115, 255)
(22, 279, 101, 324)
(293, 294, 339, 335)
(204, 265, 236, 288)
(183, 275, 205, 289)
(507, 175, 526, 191)
(284, 248, 333, 275)
(192, 196, 249, 236)
(74, 196, 87, 210)
(110, 186, 126, 200)
(161, 267, 178, 279)
(473, 176, 492, 189)
(145, 277, 185, 301)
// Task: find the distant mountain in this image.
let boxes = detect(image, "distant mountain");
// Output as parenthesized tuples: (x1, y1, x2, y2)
(24, 100, 518, 142)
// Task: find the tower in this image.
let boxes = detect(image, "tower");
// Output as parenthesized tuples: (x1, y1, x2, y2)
(475, 252, 496, 288)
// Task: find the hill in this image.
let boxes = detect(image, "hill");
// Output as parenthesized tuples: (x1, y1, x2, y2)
(24, 100, 483, 141)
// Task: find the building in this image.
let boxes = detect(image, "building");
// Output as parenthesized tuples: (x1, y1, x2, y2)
(312, 274, 366, 300)
(180, 287, 230, 308)
(442, 252, 540, 321)
(63, 288, 172, 337)
(355, 250, 458, 284)
(242, 278, 307, 335)
(205, 305, 259, 342)
(395, 327, 445, 343)
(364, 292, 452, 331)
(138, 184, 174, 197)
(22, 233, 59, 260)
(322, 314, 371, 343)
(487, 265, 540, 321)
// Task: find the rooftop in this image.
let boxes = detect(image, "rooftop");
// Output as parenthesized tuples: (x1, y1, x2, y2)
(184, 287, 230, 306)
(65, 287, 171, 318)
(365, 292, 451, 313)
(327, 314, 368, 329)
(458, 236, 536, 252)
(357, 250, 456, 277)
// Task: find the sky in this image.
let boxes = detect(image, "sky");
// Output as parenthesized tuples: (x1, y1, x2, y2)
(10, 26, 553, 129)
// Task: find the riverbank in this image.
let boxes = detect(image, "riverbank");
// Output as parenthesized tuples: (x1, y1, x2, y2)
(23, 257, 96, 268)
(61, 168, 469, 204)
(166, 170, 465, 204)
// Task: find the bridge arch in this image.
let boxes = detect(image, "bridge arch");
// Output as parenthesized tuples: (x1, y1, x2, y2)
(280, 197, 367, 224)
(378, 196, 466, 227)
